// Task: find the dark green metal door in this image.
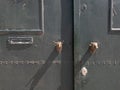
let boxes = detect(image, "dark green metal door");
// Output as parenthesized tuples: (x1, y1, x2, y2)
(0, 0, 73, 90)
(74, 0, 120, 90)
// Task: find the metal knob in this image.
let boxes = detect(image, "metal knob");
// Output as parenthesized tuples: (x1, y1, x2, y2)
(53, 41, 63, 53)
(81, 67, 88, 76)
(89, 42, 98, 54)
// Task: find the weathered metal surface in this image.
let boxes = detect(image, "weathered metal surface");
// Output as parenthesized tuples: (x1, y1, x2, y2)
(0, 0, 73, 90)
(0, 0, 44, 34)
(74, 0, 120, 90)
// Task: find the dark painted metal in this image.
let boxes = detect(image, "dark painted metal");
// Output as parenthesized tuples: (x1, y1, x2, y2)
(74, 0, 120, 90)
(0, 0, 73, 90)
(0, 0, 44, 35)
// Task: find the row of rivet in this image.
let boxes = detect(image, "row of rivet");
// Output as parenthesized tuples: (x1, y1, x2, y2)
(85, 60, 119, 66)
(0, 60, 61, 65)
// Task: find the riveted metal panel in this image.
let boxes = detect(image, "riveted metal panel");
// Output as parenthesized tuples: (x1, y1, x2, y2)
(74, 0, 120, 90)
(0, 0, 73, 90)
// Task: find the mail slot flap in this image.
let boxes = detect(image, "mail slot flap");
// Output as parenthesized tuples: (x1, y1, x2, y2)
(8, 37, 33, 45)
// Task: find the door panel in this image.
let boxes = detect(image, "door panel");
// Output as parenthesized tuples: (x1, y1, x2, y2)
(0, 0, 73, 90)
(74, 0, 120, 90)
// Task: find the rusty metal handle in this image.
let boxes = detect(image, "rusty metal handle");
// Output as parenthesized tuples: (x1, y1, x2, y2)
(53, 41, 63, 53)
(89, 42, 98, 54)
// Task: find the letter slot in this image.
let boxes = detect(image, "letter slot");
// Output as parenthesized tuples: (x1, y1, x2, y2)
(8, 37, 33, 45)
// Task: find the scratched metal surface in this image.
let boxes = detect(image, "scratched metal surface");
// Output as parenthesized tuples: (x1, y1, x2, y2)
(0, 0, 73, 90)
(74, 0, 120, 90)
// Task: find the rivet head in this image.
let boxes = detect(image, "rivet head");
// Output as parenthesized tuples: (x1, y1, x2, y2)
(81, 67, 88, 76)
(81, 4, 88, 12)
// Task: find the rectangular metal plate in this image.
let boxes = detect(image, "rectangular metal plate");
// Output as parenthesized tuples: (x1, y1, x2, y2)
(8, 36, 33, 44)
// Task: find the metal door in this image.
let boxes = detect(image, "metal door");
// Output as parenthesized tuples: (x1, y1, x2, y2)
(0, 0, 73, 90)
(74, 0, 120, 90)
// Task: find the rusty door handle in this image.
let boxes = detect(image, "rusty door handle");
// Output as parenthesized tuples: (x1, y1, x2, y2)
(89, 42, 98, 54)
(53, 41, 63, 53)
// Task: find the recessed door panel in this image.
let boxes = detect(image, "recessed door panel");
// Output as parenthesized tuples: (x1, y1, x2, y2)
(0, 0, 44, 34)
